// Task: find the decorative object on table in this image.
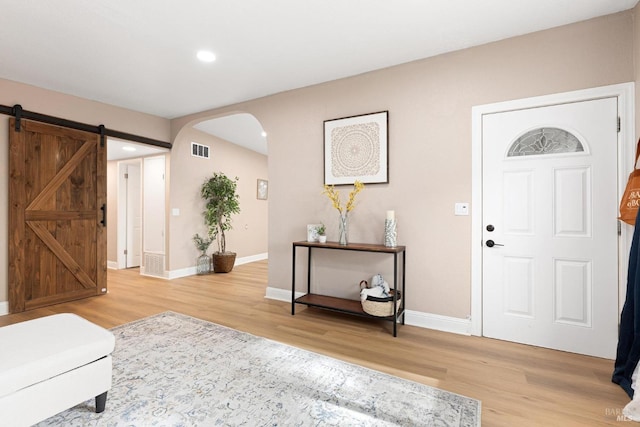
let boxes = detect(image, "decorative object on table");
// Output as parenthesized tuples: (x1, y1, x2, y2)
(40, 312, 480, 426)
(322, 180, 365, 245)
(384, 210, 397, 247)
(338, 212, 348, 245)
(359, 273, 391, 301)
(193, 233, 213, 275)
(307, 224, 323, 242)
(201, 172, 240, 273)
(316, 224, 326, 243)
(323, 111, 389, 185)
(256, 178, 268, 200)
(359, 274, 400, 317)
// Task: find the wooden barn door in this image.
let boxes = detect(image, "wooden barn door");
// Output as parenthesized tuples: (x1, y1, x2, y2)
(9, 119, 107, 313)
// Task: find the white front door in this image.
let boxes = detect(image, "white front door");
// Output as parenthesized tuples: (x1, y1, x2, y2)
(482, 97, 619, 359)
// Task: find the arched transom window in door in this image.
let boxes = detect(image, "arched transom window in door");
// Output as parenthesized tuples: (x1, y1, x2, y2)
(507, 127, 585, 157)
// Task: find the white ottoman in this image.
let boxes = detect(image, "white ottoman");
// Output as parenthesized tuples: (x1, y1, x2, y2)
(0, 313, 115, 427)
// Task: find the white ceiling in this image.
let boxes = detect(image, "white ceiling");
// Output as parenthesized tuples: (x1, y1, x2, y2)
(107, 138, 168, 161)
(194, 114, 267, 155)
(1, 0, 637, 154)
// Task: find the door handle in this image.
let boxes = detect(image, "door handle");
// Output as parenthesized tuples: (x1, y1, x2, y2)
(100, 204, 106, 227)
(486, 240, 504, 248)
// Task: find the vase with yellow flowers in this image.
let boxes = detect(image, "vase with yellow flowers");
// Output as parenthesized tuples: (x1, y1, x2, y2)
(322, 181, 365, 245)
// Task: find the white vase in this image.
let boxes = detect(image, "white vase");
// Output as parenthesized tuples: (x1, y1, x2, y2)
(384, 219, 397, 247)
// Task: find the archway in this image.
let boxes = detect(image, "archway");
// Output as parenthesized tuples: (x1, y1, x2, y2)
(165, 112, 269, 277)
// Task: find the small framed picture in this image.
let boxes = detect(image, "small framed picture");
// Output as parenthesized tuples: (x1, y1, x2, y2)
(257, 179, 268, 200)
(307, 224, 322, 242)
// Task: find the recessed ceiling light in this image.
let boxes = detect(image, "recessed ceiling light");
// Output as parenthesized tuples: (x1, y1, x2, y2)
(261, 131, 267, 137)
(122, 146, 136, 152)
(197, 50, 216, 63)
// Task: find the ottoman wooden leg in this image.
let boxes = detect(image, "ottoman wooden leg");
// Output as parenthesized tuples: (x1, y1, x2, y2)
(95, 391, 108, 413)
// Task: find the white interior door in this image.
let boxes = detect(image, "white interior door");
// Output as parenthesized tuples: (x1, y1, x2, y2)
(126, 163, 141, 268)
(143, 156, 166, 254)
(482, 97, 619, 359)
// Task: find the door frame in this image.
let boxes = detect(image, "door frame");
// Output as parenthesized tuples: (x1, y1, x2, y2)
(117, 159, 142, 269)
(470, 82, 635, 337)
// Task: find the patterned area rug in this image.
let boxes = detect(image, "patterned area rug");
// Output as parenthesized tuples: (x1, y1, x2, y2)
(38, 312, 481, 426)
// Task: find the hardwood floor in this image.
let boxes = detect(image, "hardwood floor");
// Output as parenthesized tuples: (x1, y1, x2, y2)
(0, 260, 631, 426)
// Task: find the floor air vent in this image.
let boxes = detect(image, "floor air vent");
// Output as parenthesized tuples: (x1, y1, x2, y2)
(143, 253, 165, 277)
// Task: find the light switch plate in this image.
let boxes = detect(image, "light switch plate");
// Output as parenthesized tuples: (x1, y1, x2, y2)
(455, 203, 469, 216)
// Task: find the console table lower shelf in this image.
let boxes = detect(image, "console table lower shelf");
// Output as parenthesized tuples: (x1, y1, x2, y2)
(291, 241, 407, 337)
(294, 293, 405, 330)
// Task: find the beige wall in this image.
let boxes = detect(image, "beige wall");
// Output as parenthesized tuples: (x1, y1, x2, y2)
(168, 126, 268, 270)
(172, 11, 635, 319)
(0, 10, 636, 318)
(0, 79, 170, 305)
(107, 160, 118, 263)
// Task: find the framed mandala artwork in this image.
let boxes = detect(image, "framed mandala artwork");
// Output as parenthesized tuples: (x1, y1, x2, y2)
(323, 111, 388, 185)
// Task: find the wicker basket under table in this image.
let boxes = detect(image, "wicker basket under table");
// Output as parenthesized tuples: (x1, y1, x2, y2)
(362, 290, 402, 317)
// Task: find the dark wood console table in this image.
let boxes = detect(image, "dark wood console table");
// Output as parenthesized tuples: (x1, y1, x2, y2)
(291, 241, 406, 336)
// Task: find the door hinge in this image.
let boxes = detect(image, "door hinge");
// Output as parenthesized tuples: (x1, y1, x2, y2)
(617, 117, 621, 133)
(619, 221, 622, 236)
(124, 249, 128, 255)
(124, 173, 128, 179)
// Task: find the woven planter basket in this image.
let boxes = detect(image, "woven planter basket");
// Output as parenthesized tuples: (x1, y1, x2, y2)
(212, 252, 236, 273)
(362, 290, 401, 317)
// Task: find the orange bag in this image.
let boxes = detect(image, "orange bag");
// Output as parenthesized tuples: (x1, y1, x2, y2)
(620, 139, 640, 225)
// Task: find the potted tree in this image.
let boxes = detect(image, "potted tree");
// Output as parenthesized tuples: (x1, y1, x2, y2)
(201, 172, 240, 273)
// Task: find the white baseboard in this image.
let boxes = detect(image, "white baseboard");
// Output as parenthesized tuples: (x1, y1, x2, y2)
(140, 269, 170, 279)
(0, 301, 8, 315)
(167, 253, 269, 280)
(265, 286, 305, 302)
(107, 261, 118, 270)
(265, 286, 471, 336)
(236, 253, 268, 266)
(167, 266, 196, 280)
(404, 310, 471, 335)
